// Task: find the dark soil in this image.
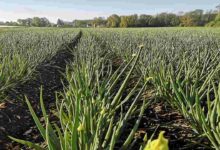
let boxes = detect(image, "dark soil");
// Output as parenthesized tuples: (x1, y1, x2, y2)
(107, 57, 212, 150)
(114, 86, 211, 150)
(134, 100, 211, 150)
(0, 31, 82, 150)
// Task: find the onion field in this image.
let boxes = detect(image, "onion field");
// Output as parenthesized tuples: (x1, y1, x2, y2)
(0, 27, 220, 150)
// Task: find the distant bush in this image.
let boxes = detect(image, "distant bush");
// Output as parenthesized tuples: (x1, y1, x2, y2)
(206, 13, 220, 27)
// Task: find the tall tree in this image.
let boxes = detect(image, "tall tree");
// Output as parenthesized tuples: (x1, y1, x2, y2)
(17, 19, 27, 26)
(155, 13, 180, 27)
(185, 9, 204, 26)
(41, 17, 51, 27)
(107, 14, 120, 27)
(57, 19, 64, 27)
(202, 11, 217, 25)
(92, 17, 106, 27)
(138, 14, 153, 27)
(31, 17, 42, 27)
(206, 13, 220, 27)
(120, 15, 138, 27)
(120, 16, 129, 27)
(130, 14, 138, 27)
(180, 15, 195, 26)
(26, 18, 33, 26)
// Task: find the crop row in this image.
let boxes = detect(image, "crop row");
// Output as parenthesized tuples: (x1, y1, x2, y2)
(85, 28, 220, 149)
(0, 28, 79, 99)
(3, 28, 220, 149)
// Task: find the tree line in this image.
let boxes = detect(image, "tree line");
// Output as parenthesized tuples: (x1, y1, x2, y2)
(0, 17, 53, 27)
(1, 6, 220, 27)
(91, 8, 220, 27)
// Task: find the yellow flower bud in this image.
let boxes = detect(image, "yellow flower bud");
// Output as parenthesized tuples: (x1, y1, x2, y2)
(144, 131, 169, 150)
(92, 98, 95, 104)
(66, 91, 71, 97)
(100, 108, 106, 115)
(143, 134, 148, 142)
(132, 53, 137, 57)
(145, 77, 153, 82)
(77, 123, 84, 132)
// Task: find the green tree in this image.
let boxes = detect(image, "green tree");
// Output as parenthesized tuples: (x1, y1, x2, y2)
(168, 13, 180, 26)
(57, 19, 64, 27)
(26, 18, 33, 26)
(215, 13, 220, 21)
(120, 16, 128, 27)
(138, 14, 154, 27)
(128, 14, 138, 27)
(202, 11, 217, 24)
(5, 21, 18, 26)
(92, 17, 106, 27)
(206, 13, 220, 27)
(17, 19, 27, 26)
(155, 13, 180, 27)
(120, 15, 138, 27)
(18, 17, 50, 27)
(40, 17, 51, 27)
(31, 17, 42, 27)
(107, 14, 120, 27)
(185, 9, 204, 26)
(180, 15, 195, 26)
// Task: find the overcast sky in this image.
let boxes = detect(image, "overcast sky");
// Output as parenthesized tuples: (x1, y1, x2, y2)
(0, 0, 219, 23)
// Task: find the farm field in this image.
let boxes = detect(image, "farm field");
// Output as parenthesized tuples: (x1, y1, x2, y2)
(0, 27, 220, 150)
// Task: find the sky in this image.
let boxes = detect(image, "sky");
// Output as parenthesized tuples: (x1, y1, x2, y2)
(0, 0, 219, 23)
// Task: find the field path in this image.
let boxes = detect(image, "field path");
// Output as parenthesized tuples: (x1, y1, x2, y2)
(0, 31, 82, 149)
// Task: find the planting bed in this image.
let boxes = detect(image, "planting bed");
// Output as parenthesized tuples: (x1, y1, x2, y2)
(0, 28, 219, 150)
